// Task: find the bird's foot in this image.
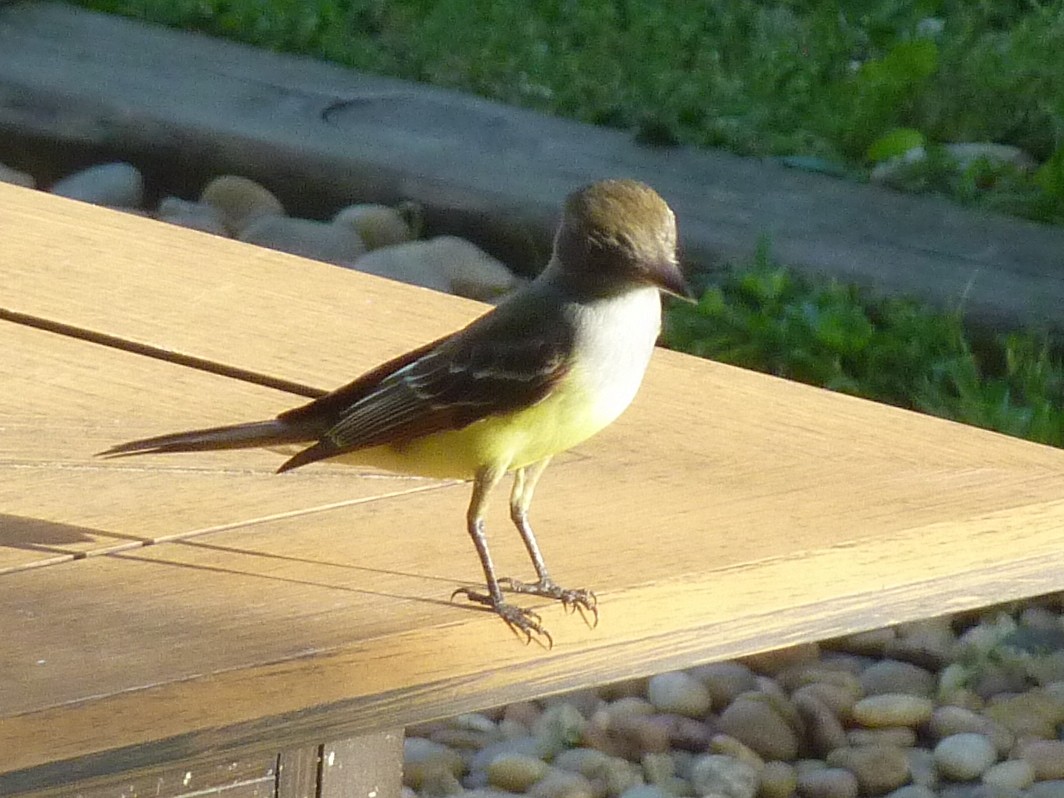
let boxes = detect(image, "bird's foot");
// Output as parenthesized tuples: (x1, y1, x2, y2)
(498, 577, 599, 629)
(451, 587, 553, 648)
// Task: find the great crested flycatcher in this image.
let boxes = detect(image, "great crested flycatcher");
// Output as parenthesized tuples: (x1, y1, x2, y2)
(101, 179, 692, 645)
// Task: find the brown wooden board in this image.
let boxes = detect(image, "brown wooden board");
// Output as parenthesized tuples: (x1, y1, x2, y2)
(4, 185, 1064, 792)
(1, 3, 1064, 331)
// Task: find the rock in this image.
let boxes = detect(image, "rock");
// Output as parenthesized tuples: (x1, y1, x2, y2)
(689, 755, 759, 798)
(1029, 781, 1064, 798)
(885, 787, 936, 798)
(717, 694, 799, 761)
(554, 747, 611, 776)
(351, 235, 519, 300)
(792, 682, 861, 722)
(793, 689, 847, 758)
(503, 701, 542, 731)
(647, 672, 712, 718)
(200, 175, 285, 235)
(529, 768, 597, 798)
(690, 662, 757, 709)
(0, 163, 34, 188)
(759, 760, 797, 798)
(707, 734, 764, 772)
(928, 707, 1013, 755)
(933, 733, 997, 781)
(403, 737, 465, 789)
(340, 202, 418, 250)
(796, 768, 859, 798)
(984, 691, 1064, 739)
(584, 699, 669, 759)
(621, 786, 671, 798)
(555, 748, 642, 797)
(828, 628, 896, 657)
(533, 703, 588, 758)
(860, 660, 936, 698)
(239, 211, 367, 263)
(905, 748, 938, 789)
(51, 162, 143, 208)
(981, 760, 1034, 790)
(662, 714, 713, 751)
(156, 196, 229, 236)
(826, 745, 910, 796)
(487, 753, 550, 791)
(943, 142, 1037, 172)
(1018, 739, 1064, 780)
(846, 728, 916, 748)
(852, 694, 933, 728)
(887, 617, 956, 670)
(640, 753, 675, 786)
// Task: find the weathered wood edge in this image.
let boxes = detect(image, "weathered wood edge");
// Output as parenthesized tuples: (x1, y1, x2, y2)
(1, 2, 1063, 330)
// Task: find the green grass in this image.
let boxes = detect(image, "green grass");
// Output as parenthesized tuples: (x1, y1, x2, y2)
(75, 0, 1064, 223)
(69, 0, 1064, 443)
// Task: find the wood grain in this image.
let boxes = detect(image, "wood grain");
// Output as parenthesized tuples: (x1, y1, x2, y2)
(3, 184, 1064, 792)
(1, 3, 1064, 330)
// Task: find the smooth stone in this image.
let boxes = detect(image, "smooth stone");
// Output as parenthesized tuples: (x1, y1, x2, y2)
(931, 707, 1013, 756)
(487, 753, 550, 792)
(717, 694, 799, 761)
(776, 665, 862, 705)
(620, 786, 671, 798)
(887, 617, 956, 670)
(906, 748, 938, 789)
(1018, 739, 1064, 780)
(339, 202, 417, 250)
(689, 754, 758, 798)
(403, 737, 466, 789)
(533, 703, 588, 758)
(886, 787, 936, 798)
(933, 733, 997, 781)
(759, 761, 798, 798)
(647, 672, 712, 718)
(156, 196, 229, 236)
(860, 660, 936, 697)
(793, 681, 861, 722)
(556, 748, 642, 797)
(200, 175, 284, 235)
(826, 745, 910, 796)
(689, 662, 757, 709)
(528, 768, 596, 798)
(793, 689, 847, 758)
(239, 212, 367, 263)
(741, 643, 821, 675)
(707, 734, 764, 771)
(470, 736, 542, 772)
(796, 767, 859, 798)
(981, 760, 1034, 790)
(1029, 781, 1064, 798)
(985, 691, 1064, 739)
(847, 728, 916, 748)
(869, 146, 926, 187)
(640, 753, 675, 785)
(503, 702, 542, 731)
(350, 236, 519, 300)
(0, 162, 35, 188)
(662, 714, 713, 752)
(852, 694, 933, 728)
(51, 162, 143, 208)
(827, 628, 896, 657)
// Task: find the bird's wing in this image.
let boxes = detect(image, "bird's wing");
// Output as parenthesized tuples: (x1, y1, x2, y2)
(276, 297, 574, 472)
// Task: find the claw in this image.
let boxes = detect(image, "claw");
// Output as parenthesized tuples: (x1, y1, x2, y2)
(451, 587, 553, 648)
(498, 578, 599, 629)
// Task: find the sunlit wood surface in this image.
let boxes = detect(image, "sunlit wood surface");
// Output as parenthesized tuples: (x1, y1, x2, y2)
(4, 182, 1064, 791)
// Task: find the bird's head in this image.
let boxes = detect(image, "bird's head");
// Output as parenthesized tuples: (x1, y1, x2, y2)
(554, 179, 693, 301)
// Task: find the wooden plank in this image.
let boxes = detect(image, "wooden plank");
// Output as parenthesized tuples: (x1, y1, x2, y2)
(1, 3, 1064, 331)
(320, 731, 403, 798)
(5, 182, 1064, 790)
(276, 745, 320, 798)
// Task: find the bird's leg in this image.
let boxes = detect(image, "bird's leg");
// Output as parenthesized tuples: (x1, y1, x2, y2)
(451, 466, 553, 647)
(498, 458, 598, 628)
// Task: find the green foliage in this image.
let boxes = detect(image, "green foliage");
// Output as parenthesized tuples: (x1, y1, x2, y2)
(866, 127, 925, 163)
(664, 256, 1064, 446)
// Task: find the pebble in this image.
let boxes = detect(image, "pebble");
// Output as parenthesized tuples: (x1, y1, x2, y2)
(156, 196, 229, 236)
(647, 672, 712, 718)
(793, 681, 860, 721)
(828, 628, 896, 657)
(0, 162, 35, 188)
(826, 745, 910, 795)
(689, 754, 759, 798)
(981, 759, 1034, 790)
(340, 202, 418, 249)
(742, 643, 821, 675)
(469, 736, 541, 772)
(533, 703, 587, 758)
(886, 786, 936, 798)
(487, 753, 550, 791)
(887, 618, 956, 670)
(860, 660, 936, 697)
(759, 760, 798, 798)
(796, 767, 859, 798)
(717, 694, 799, 761)
(620, 786, 670, 798)
(689, 662, 757, 709)
(847, 728, 917, 748)
(707, 734, 764, 771)
(50, 161, 143, 208)
(403, 737, 465, 789)
(933, 733, 997, 781)
(852, 694, 934, 728)
(350, 236, 519, 300)
(239, 211, 367, 263)
(984, 691, 1064, 739)
(1029, 781, 1064, 798)
(793, 689, 847, 757)
(906, 748, 938, 789)
(200, 175, 284, 235)
(1018, 739, 1064, 780)
(528, 768, 596, 798)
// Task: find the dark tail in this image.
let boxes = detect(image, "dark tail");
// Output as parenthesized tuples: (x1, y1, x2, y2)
(97, 419, 316, 459)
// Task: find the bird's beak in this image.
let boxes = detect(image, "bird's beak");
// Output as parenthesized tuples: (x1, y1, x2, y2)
(653, 259, 696, 303)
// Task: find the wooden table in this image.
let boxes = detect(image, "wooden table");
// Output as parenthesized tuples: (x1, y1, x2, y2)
(4, 183, 1064, 795)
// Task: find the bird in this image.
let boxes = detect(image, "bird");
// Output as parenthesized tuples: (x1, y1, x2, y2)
(100, 179, 692, 645)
